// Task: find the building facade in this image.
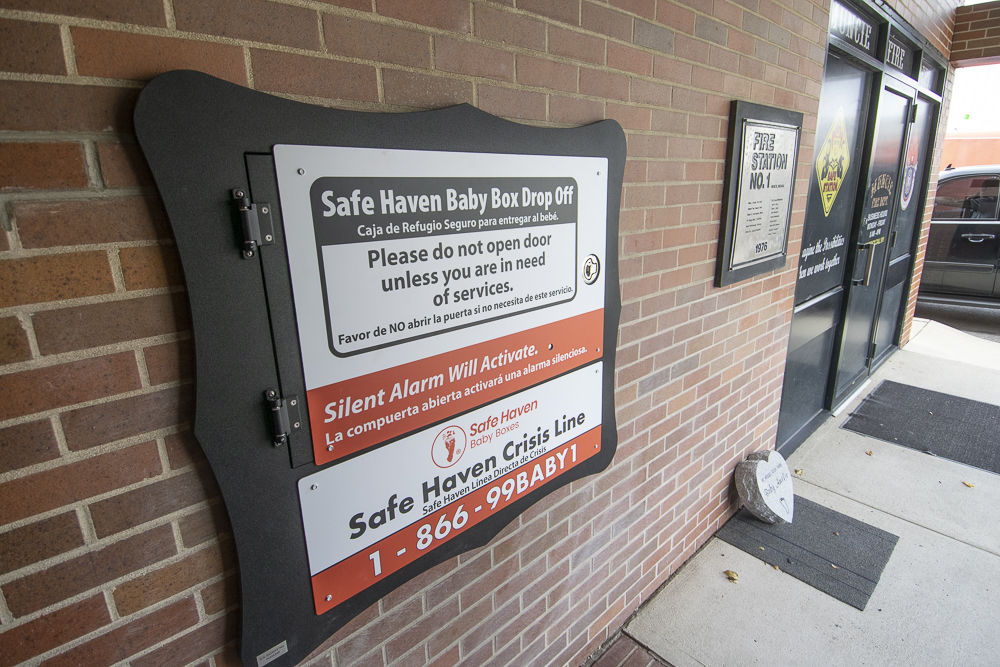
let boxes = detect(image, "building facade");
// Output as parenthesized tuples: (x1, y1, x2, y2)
(0, 0, 973, 665)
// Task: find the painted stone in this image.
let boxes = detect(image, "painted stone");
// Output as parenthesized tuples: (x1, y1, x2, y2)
(734, 450, 794, 523)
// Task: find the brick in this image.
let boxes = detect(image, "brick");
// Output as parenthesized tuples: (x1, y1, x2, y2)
(0, 595, 110, 667)
(7, 446, 149, 534)
(323, 14, 431, 68)
(0, 18, 65, 75)
(630, 78, 671, 107)
(145, 338, 195, 386)
(90, 468, 218, 538)
(516, 55, 578, 93)
(606, 103, 651, 131)
(173, 0, 320, 50)
(608, 42, 653, 76)
(165, 431, 206, 471)
(378, 0, 471, 32)
(179, 503, 232, 549)
(113, 539, 233, 616)
(0, 81, 138, 133)
(120, 244, 185, 290)
(97, 143, 155, 188)
(13, 197, 170, 248)
(61, 385, 194, 451)
(550, 95, 603, 124)
(549, 26, 605, 65)
(475, 5, 546, 50)
(435, 37, 514, 81)
(673, 33, 710, 63)
(0, 316, 31, 365)
(130, 613, 237, 667)
(385, 597, 460, 663)
(33, 293, 191, 356)
(383, 69, 473, 108)
(201, 574, 237, 615)
(520, 0, 581, 25)
(659, 3, 696, 33)
(634, 19, 675, 54)
(581, 68, 630, 101)
(0, 419, 59, 474)
(478, 85, 547, 121)
(0, 353, 140, 423)
(315, 0, 371, 9)
(0, 0, 165, 25)
(611, 0, 655, 19)
(0, 512, 84, 577)
(695, 16, 729, 45)
(72, 28, 246, 84)
(1, 250, 115, 309)
(0, 142, 87, 191)
(2, 524, 176, 617)
(582, 3, 634, 41)
(39, 597, 200, 667)
(251, 49, 378, 103)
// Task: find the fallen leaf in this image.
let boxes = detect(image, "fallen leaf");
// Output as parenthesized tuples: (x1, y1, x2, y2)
(759, 546, 765, 551)
(724, 570, 739, 583)
(963, 481, 975, 488)
(866, 450, 873, 456)
(795, 469, 804, 475)
(831, 564, 840, 569)
(834, 532, 840, 536)
(773, 565, 781, 571)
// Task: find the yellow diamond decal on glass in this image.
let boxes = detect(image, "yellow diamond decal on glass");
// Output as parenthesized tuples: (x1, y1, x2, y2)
(815, 108, 851, 217)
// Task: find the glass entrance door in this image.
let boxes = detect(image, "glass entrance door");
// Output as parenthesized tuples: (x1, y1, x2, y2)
(833, 81, 911, 403)
(775, 51, 870, 451)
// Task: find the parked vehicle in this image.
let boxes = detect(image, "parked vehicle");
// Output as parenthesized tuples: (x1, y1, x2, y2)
(919, 165, 1000, 302)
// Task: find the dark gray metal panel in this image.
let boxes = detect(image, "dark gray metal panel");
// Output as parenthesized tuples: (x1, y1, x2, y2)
(134, 70, 625, 667)
(787, 288, 844, 355)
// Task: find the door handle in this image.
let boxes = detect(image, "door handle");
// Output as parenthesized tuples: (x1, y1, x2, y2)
(852, 242, 876, 286)
(961, 233, 995, 243)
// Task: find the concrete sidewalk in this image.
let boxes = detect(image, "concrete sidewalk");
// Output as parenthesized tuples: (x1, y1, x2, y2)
(594, 320, 1000, 667)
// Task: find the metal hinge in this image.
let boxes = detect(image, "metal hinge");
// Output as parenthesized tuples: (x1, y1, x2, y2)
(909, 104, 918, 124)
(232, 189, 275, 259)
(265, 389, 301, 447)
(868, 341, 877, 361)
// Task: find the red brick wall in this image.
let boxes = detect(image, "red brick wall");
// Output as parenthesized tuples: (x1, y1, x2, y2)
(950, 0, 1000, 65)
(0, 1, 953, 667)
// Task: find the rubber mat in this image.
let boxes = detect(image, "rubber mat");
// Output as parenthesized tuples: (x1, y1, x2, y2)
(842, 380, 1000, 474)
(716, 496, 898, 610)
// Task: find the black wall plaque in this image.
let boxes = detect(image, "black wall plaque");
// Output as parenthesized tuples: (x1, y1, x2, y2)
(716, 100, 803, 287)
(134, 71, 624, 667)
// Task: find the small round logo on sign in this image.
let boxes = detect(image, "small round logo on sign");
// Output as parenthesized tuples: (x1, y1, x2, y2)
(431, 425, 467, 468)
(900, 135, 919, 210)
(583, 254, 601, 285)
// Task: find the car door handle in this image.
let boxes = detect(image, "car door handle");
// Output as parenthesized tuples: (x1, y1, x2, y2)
(961, 233, 995, 243)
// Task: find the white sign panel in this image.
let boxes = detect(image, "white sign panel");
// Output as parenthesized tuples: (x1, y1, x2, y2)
(299, 363, 603, 611)
(730, 120, 799, 268)
(272, 146, 614, 614)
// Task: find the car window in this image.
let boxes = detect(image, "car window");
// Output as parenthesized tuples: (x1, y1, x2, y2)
(933, 175, 1000, 220)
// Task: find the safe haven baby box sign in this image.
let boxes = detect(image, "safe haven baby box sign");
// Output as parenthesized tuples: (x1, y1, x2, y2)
(273, 146, 618, 614)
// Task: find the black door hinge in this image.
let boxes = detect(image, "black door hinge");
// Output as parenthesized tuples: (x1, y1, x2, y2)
(868, 341, 877, 362)
(265, 389, 301, 447)
(232, 189, 275, 259)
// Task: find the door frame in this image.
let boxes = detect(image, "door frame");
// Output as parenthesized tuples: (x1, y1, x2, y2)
(775, 0, 949, 454)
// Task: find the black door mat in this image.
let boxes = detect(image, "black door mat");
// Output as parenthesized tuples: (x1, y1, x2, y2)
(842, 380, 1000, 475)
(716, 496, 898, 610)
